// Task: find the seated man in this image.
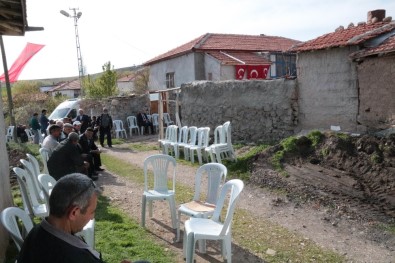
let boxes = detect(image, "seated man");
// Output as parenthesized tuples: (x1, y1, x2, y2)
(47, 132, 89, 181)
(79, 127, 104, 176)
(73, 121, 82, 134)
(60, 123, 74, 142)
(136, 110, 153, 135)
(41, 124, 62, 156)
(17, 173, 132, 263)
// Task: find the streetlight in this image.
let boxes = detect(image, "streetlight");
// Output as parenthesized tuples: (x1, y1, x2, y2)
(60, 8, 84, 97)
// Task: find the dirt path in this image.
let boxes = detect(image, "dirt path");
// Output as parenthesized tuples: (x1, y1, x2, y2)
(96, 136, 395, 263)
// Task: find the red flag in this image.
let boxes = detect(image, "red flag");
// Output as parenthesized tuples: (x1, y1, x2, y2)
(0, 42, 45, 82)
(247, 65, 271, 79)
(235, 65, 247, 80)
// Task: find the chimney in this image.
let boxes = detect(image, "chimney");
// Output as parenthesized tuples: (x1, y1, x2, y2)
(367, 9, 386, 23)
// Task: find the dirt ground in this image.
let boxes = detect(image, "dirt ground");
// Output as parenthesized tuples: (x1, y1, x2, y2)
(93, 133, 395, 263)
(7, 132, 395, 262)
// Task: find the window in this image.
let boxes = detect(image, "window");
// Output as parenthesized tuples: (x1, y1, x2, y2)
(166, 72, 175, 88)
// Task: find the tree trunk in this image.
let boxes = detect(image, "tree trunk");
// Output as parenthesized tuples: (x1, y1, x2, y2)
(0, 96, 13, 262)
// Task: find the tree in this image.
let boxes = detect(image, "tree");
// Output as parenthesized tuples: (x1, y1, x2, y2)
(85, 61, 118, 98)
(133, 67, 150, 95)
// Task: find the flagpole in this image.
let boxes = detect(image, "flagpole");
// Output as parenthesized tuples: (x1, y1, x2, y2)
(0, 36, 17, 142)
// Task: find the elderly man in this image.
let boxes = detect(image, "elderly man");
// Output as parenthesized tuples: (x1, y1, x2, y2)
(60, 123, 74, 142)
(47, 132, 89, 180)
(79, 127, 104, 175)
(41, 124, 62, 156)
(97, 107, 113, 148)
(17, 173, 133, 263)
(75, 108, 91, 133)
(73, 121, 82, 134)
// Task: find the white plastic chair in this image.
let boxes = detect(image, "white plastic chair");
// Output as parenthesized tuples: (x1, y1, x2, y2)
(20, 159, 45, 203)
(151, 113, 159, 133)
(0, 207, 34, 251)
(26, 153, 42, 176)
(164, 126, 188, 158)
(208, 121, 237, 164)
(113, 120, 127, 139)
(178, 126, 198, 161)
(205, 125, 225, 162)
(126, 116, 140, 136)
(38, 173, 57, 204)
(141, 154, 177, 230)
(13, 167, 48, 219)
(159, 125, 178, 154)
(25, 128, 34, 142)
(183, 179, 244, 263)
(163, 113, 174, 126)
(186, 127, 210, 165)
(6, 125, 14, 142)
(39, 147, 50, 174)
(176, 163, 228, 247)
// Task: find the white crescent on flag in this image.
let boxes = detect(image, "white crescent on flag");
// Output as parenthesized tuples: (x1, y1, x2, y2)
(238, 68, 245, 78)
(250, 69, 258, 78)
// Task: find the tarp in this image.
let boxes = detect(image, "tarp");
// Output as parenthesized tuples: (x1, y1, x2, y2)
(0, 42, 45, 82)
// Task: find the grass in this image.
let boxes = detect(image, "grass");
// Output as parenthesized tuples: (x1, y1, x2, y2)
(95, 196, 175, 263)
(102, 150, 346, 263)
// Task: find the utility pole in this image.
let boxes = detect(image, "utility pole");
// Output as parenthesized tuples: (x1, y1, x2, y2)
(60, 8, 84, 97)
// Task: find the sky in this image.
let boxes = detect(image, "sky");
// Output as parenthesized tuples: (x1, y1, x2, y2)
(2, 0, 395, 80)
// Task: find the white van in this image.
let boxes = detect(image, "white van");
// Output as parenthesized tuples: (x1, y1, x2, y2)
(48, 98, 81, 121)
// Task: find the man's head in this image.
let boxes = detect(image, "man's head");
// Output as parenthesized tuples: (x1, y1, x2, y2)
(78, 109, 84, 115)
(56, 121, 64, 129)
(42, 109, 47, 115)
(48, 124, 62, 138)
(103, 107, 108, 114)
(63, 123, 73, 135)
(84, 127, 94, 139)
(73, 121, 82, 131)
(49, 173, 101, 234)
(33, 112, 38, 117)
(68, 132, 80, 144)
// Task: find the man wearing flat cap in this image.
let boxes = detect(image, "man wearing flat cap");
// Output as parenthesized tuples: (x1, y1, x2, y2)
(96, 108, 113, 148)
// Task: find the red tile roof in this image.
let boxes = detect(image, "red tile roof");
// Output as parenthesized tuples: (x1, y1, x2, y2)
(207, 51, 271, 65)
(292, 21, 395, 52)
(117, 75, 136, 82)
(350, 34, 395, 58)
(49, 79, 80, 91)
(144, 33, 300, 65)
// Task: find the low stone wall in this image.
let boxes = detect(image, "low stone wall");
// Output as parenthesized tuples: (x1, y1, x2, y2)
(81, 94, 150, 124)
(179, 79, 298, 143)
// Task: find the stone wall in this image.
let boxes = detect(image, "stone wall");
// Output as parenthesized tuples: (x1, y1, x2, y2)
(179, 79, 298, 143)
(357, 55, 395, 131)
(81, 94, 150, 124)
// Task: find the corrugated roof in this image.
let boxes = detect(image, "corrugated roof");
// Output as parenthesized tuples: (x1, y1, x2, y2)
(292, 21, 395, 52)
(144, 33, 300, 65)
(207, 51, 271, 65)
(350, 34, 395, 58)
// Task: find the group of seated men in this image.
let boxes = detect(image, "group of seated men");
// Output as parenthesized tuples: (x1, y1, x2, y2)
(42, 111, 103, 181)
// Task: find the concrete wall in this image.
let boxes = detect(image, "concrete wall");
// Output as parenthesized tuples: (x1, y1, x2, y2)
(179, 79, 298, 143)
(357, 55, 395, 130)
(297, 47, 360, 132)
(204, 54, 221, 80)
(148, 53, 195, 90)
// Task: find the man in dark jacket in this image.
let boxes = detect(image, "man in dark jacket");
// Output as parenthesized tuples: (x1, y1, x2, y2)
(47, 132, 89, 180)
(97, 107, 113, 148)
(79, 128, 104, 177)
(75, 108, 91, 133)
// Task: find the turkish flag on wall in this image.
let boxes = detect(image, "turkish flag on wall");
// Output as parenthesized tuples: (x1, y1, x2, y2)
(235, 65, 247, 80)
(247, 65, 271, 79)
(0, 42, 45, 83)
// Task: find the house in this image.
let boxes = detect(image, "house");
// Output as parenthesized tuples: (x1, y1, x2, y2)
(144, 33, 301, 90)
(117, 74, 136, 95)
(291, 9, 395, 133)
(48, 79, 81, 98)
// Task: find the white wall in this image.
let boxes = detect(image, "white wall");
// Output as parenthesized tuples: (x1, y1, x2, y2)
(148, 53, 195, 90)
(297, 47, 359, 132)
(204, 54, 221, 80)
(117, 81, 135, 95)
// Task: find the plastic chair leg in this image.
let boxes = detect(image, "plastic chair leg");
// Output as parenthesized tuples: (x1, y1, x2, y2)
(168, 197, 177, 229)
(148, 200, 153, 217)
(176, 210, 182, 242)
(141, 195, 146, 227)
(186, 232, 195, 263)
